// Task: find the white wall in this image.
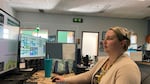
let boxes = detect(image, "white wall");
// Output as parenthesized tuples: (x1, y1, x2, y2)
(16, 12, 148, 46)
(0, 0, 16, 16)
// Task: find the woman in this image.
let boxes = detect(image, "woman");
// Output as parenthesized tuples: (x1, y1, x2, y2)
(52, 26, 141, 84)
(142, 34, 150, 61)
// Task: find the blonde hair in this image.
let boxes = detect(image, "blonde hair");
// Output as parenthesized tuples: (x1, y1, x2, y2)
(109, 26, 131, 51)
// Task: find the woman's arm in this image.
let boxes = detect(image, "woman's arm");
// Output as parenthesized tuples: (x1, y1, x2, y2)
(64, 57, 107, 84)
(115, 64, 141, 84)
(53, 57, 107, 84)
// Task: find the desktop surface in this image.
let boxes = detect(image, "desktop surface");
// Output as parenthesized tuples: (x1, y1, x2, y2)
(136, 61, 150, 65)
(0, 70, 34, 84)
(26, 70, 75, 84)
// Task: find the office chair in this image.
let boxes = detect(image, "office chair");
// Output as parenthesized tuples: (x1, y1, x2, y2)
(82, 55, 89, 67)
(143, 50, 150, 62)
(53, 60, 70, 75)
(65, 61, 69, 74)
(53, 60, 58, 73)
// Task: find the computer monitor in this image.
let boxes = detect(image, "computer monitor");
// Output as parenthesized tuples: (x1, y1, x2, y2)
(19, 34, 47, 70)
(0, 9, 20, 75)
(19, 34, 47, 59)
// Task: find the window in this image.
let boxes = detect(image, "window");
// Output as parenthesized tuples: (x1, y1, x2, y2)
(81, 31, 99, 59)
(57, 30, 75, 43)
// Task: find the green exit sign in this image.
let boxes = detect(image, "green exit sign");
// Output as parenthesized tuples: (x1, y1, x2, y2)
(73, 18, 83, 23)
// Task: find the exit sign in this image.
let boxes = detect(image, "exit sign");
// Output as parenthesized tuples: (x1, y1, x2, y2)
(73, 18, 83, 23)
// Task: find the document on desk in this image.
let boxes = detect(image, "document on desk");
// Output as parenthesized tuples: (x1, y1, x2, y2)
(20, 68, 33, 72)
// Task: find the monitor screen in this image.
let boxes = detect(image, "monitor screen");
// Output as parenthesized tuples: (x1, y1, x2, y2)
(57, 30, 75, 43)
(20, 34, 47, 59)
(0, 9, 20, 75)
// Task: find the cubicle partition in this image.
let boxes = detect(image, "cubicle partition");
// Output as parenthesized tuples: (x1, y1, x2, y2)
(46, 43, 76, 74)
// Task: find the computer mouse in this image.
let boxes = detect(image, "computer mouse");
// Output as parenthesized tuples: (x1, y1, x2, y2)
(51, 76, 59, 82)
(51, 76, 55, 79)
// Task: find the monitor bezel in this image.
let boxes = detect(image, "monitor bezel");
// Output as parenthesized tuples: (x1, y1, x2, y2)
(0, 8, 20, 76)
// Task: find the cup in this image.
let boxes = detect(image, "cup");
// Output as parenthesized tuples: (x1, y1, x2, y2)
(44, 58, 53, 77)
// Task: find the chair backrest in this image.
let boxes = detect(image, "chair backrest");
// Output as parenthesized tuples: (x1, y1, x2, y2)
(53, 60, 58, 73)
(83, 55, 89, 66)
(65, 61, 69, 74)
(144, 50, 150, 59)
(53, 59, 74, 75)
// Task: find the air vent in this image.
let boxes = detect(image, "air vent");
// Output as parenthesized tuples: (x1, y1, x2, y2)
(98, 4, 111, 13)
(147, 5, 150, 8)
(38, 9, 44, 13)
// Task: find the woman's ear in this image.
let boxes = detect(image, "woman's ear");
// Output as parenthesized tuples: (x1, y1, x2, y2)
(121, 40, 127, 50)
(120, 40, 125, 45)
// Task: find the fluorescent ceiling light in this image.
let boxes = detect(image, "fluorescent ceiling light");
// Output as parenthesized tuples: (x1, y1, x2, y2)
(68, 4, 105, 13)
(7, 0, 60, 9)
(138, 0, 145, 1)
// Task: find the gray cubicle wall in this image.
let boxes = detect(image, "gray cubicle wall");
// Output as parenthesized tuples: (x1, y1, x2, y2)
(46, 43, 62, 59)
(46, 43, 76, 60)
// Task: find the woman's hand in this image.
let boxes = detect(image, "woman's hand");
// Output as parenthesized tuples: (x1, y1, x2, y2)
(51, 75, 65, 82)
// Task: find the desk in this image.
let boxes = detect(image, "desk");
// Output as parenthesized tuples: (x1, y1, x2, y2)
(1, 80, 22, 84)
(26, 70, 75, 84)
(136, 61, 150, 65)
(129, 51, 142, 61)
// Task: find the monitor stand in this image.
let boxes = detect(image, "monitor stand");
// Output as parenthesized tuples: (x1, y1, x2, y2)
(19, 62, 33, 72)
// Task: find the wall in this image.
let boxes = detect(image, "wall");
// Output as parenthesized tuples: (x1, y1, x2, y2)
(0, 0, 148, 56)
(0, 0, 16, 17)
(16, 12, 148, 46)
(148, 20, 150, 34)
